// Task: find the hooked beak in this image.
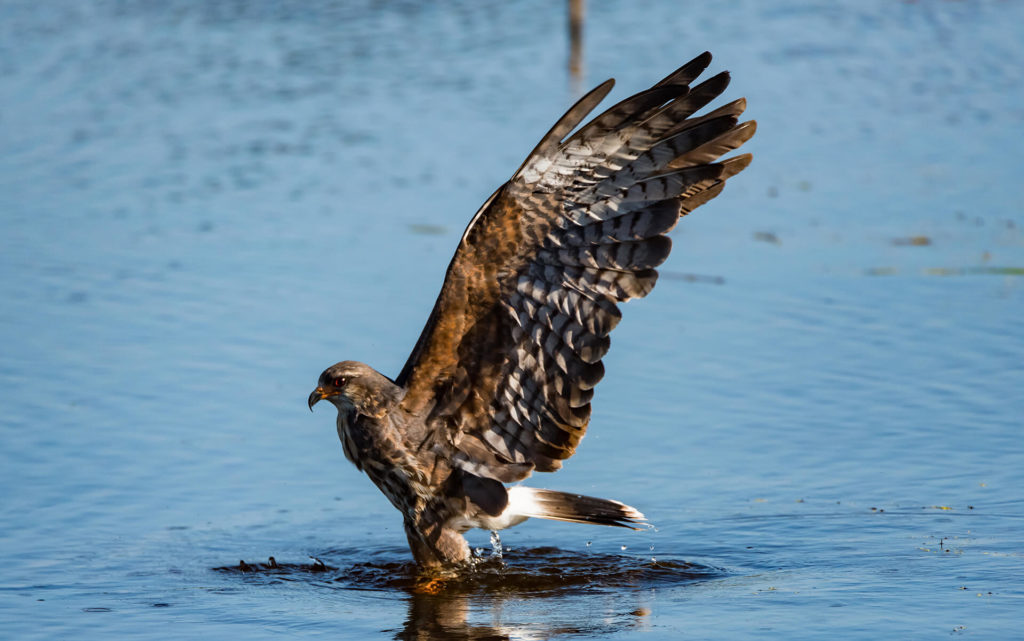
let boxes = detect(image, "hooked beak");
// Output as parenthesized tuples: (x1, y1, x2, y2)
(308, 387, 326, 411)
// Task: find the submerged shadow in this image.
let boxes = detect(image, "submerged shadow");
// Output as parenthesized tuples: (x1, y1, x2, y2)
(216, 546, 722, 640)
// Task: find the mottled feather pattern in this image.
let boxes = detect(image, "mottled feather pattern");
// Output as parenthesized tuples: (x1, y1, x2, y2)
(396, 52, 754, 478)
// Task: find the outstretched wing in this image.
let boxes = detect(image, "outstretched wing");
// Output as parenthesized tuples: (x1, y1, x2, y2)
(396, 52, 755, 482)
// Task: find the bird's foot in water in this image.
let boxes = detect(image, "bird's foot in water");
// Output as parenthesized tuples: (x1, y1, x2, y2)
(412, 575, 448, 594)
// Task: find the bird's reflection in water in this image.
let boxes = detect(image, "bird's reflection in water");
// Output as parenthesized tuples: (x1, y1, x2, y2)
(397, 594, 509, 641)
(396, 589, 652, 641)
(216, 546, 716, 640)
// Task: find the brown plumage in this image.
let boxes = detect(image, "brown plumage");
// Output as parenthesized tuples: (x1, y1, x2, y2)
(308, 52, 755, 569)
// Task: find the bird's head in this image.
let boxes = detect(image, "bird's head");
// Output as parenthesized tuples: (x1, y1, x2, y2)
(308, 361, 401, 418)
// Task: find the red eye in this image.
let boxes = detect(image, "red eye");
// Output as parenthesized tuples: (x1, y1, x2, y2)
(332, 376, 347, 388)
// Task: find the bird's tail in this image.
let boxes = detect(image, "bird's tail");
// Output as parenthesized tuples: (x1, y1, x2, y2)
(507, 486, 648, 530)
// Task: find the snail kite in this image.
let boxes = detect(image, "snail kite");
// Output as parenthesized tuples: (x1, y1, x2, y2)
(309, 52, 755, 568)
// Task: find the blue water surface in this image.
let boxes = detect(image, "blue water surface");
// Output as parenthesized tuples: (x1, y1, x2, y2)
(1, 1, 1022, 639)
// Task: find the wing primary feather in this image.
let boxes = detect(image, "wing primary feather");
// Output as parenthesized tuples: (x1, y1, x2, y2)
(653, 51, 713, 87)
(667, 120, 757, 171)
(513, 79, 615, 182)
(564, 85, 688, 145)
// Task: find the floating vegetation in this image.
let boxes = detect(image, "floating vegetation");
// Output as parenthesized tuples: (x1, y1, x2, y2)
(660, 271, 725, 285)
(753, 231, 781, 245)
(866, 266, 1024, 277)
(891, 236, 932, 246)
(925, 266, 1024, 276)
(866, 267, 899, 276)
(407, 223, 448, 236)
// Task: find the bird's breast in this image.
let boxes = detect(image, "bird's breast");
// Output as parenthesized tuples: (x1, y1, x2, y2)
(337, 411, 435, 514)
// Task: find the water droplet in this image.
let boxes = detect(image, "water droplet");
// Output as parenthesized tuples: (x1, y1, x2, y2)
(489, 530, 503, 560)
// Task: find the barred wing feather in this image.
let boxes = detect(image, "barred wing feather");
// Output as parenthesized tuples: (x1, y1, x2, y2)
(396, 52, 755, 481)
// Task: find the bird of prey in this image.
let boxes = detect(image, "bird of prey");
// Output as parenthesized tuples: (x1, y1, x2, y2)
(308, 52, 755, 569)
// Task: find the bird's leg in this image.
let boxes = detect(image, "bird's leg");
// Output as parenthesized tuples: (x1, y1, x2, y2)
(404, 519, 440, 568)
(404, 518, 471, 569)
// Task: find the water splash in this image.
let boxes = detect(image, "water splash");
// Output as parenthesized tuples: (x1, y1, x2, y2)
(215, 546, 722, 595)
(489, 530, 503, 560)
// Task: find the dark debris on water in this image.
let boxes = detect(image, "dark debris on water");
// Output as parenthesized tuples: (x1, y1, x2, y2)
(215, 556, 336, 575)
